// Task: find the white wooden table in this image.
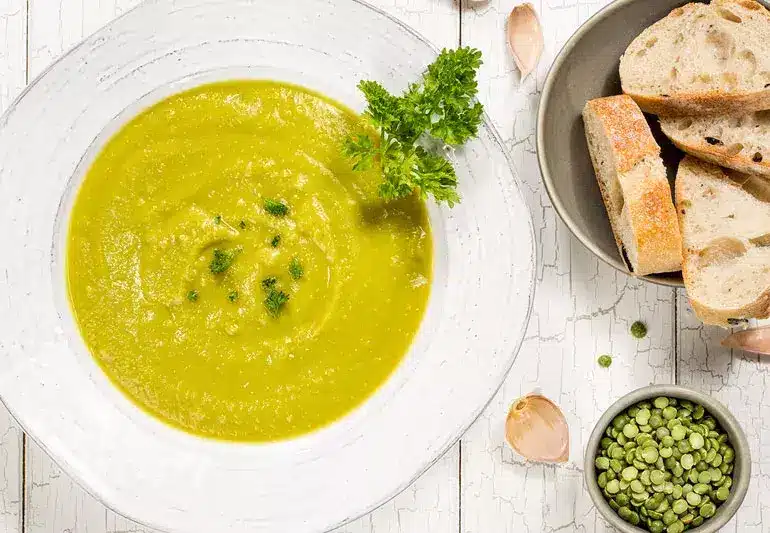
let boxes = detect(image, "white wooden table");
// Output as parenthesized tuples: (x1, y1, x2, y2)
(0, 0, 767, 531)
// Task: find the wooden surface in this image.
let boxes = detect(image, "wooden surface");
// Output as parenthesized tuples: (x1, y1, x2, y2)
(0, 0, 767, 531)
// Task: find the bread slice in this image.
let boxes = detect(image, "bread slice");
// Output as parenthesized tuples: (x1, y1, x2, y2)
(582, 95, 683, 276)
(675, 156, 770, 326)
(660, 111, 770, 176)
(619, 0, 770, 116)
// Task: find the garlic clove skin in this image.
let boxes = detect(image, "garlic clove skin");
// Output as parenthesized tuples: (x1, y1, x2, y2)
(505, 394, 569, 463)
(722, 326, 770, 355)
(507, 3, 544, 81)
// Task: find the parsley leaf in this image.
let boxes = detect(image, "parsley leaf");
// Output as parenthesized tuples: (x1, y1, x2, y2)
(239, 220, 247, 230)
(288, 257, 304, 280)
(187, 290, 199, 303)
(344, 47, 483, 206)
(270, 235, 281, 248)
(209, 248, 240, 274)
(264, 289, 289, 317)
(213, 214, 222, 225)
(227, 290, 239, 303)
(264, 199, 289, 217)
(261, 276, 277, 290)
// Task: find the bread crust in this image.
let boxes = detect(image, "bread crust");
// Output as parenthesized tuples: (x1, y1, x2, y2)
(663, 133, 770, 177)
(583, 96, 659, 172)
(627, 176, 684, 276)
(583, 96, 683, 276)
(675, 157, 770, 326)
(627, 89, 770, 118)
(689, 294, 770, 326)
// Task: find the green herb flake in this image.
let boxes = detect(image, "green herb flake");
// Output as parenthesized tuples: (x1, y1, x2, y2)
(264, 289, 290, 317)
(227, 290, 239, 303)
(289, 257, 304, 280)
(264, 199, 289, 217)
(630, 321, 648, 339)
(213, 214, 222, 225)
(270, 235, 281, 248)
(186, 290, 199, 303)
(239, 220, 247, 230)
(209, 248, 240, 274)
(343, 47, 484, 206)
(261, 276, 278, 290)
(597, 354, 612, 368)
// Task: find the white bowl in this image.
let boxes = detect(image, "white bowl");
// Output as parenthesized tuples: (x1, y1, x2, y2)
(0, 0, 536, 531)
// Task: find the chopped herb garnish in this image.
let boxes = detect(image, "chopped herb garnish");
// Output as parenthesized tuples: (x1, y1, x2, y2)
(264, 199, 289, 217)
(227, 290, 239, 303)
(264, 289, 290, 317)
(213, 214, 222, 225)
(343, 47, 484, 206)
(261, 276, 278, 290)
(630, 321, 648, 339)
(187, 290, 199, 303)
(209, 248, 240, 274)
(289, 257, 304, 280)
(270, 235, 281, 248)
(597, 354, 612, 368)
(239, 220, 247, 230)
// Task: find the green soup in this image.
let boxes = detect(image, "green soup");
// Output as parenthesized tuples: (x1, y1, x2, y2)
(67, 80, 432, 441)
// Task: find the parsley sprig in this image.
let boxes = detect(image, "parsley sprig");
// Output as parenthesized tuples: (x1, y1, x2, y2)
(344, 47, 484, 206)
(288, 257, 304, 280)
(264, 289, 290, 317)
(261, 276, 289, 317)
(209, 248, 240, 274)
(264, 199, 289, 217)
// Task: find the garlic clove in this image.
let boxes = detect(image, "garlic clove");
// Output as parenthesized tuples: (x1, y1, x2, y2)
(505, 393, 569, 463)
(507, 3, 544, 81)
(722, 326, 770, 355)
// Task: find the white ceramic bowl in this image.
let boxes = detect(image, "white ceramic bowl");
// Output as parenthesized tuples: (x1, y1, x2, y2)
(0, 0, 536, 531)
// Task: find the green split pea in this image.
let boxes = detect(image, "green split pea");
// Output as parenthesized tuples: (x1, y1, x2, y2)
(595, 396, 735, 533)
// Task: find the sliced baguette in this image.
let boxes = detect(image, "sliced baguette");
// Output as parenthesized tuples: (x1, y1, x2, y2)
(660, 112, 770, 176)
(675, 156, 770, 326)
(582, 95, 683, 276)
(619, 0, 770, 116)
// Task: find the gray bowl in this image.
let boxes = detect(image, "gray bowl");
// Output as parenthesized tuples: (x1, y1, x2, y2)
(584, 385, 751, 533)
(536, 0, 769, 287)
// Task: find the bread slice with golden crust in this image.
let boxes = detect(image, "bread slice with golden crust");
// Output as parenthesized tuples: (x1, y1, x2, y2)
(660, 111, 770, 177)
(620, 0, 770, 116)
(582, 95, 683, 276)
(675, 156, 770, 326)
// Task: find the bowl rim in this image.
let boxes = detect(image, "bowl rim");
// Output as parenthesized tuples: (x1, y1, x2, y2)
(583, 385, 752, 533)
(535, 0, 684, 288)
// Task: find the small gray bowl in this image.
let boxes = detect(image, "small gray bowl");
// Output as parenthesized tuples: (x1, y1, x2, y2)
(536, 0, 769, 287)
(584, 385, 751, 533)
